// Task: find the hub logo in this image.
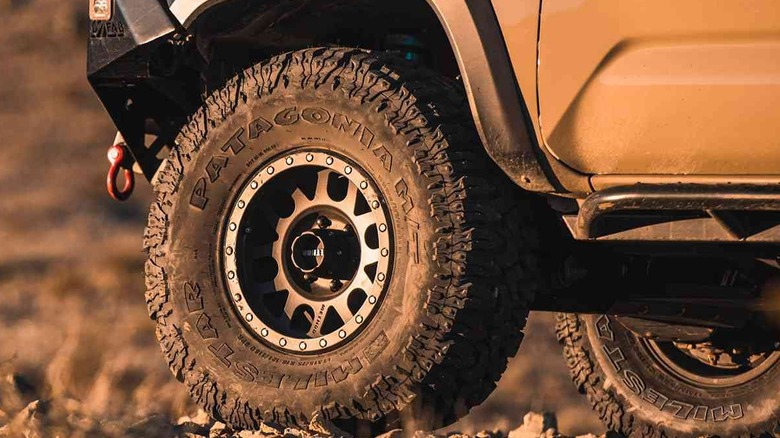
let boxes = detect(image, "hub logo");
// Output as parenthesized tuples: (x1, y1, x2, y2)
(303, 249, 325, 257)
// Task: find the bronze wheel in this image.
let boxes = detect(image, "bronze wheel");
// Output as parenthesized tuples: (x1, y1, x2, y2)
(643, 338, 780, 388)
(224, 150, 393, 353)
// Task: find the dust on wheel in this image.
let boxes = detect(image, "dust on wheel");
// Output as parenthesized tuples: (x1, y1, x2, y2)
(557, 313, 780, 438)
(223, 150, 393, 353)
(143, 47, 540, 434)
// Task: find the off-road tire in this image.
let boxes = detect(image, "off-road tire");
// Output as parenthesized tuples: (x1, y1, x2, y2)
(143, 47, 540, 433)
(556, 313, 780, 438)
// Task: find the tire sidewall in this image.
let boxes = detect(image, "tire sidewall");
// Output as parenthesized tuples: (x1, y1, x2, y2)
(166, 89, 442, 418)
(583, 314, 780, 436)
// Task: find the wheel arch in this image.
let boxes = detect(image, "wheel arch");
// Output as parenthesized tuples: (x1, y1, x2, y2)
(169, 0, 563, 193)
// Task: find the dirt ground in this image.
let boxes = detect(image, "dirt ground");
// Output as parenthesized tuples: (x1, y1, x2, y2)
(0, 0, 604, 436)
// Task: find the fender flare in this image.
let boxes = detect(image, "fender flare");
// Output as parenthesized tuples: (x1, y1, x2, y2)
(168, 0, 560, 192)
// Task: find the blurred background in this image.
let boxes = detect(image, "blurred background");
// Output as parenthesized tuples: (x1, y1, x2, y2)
(0, 0, 603, 435)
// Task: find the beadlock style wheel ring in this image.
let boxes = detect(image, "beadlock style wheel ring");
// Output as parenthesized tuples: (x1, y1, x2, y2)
(642, 339, 780, 388)
(223, 150, 393, 353)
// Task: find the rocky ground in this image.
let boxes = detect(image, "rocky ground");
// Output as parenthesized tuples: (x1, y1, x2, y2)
(0, 397, 601, 438)
(0, 0, 607, 437)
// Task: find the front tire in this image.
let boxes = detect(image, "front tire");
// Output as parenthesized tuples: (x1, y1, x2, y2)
(143, 48, 540, 433)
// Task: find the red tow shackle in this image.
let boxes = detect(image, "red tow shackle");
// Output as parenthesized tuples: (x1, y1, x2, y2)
(106, 142, 135, 201)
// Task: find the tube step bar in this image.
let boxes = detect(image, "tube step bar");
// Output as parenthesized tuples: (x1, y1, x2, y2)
(564, 184, 780, 242)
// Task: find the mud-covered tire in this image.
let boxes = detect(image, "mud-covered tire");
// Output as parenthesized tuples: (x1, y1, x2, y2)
(556, 313, 780, 438)
(143, 47, 541, 433)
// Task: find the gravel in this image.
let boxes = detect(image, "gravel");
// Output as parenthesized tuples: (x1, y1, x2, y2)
(0, 396, 605, 438)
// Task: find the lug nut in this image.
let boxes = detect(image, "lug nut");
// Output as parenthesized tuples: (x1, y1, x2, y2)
(304, 273, 317, 283)
(330, 279, 343, 292)
(317, 216, 331, 228)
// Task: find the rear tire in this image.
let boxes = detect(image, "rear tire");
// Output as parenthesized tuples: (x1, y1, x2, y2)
(556, 313, 780, 438)
(143, 47, 541, 433)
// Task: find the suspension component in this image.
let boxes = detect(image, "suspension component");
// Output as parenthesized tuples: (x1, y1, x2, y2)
(106, 141, 135, 201)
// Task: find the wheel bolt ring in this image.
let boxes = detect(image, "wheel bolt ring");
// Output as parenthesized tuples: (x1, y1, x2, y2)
(223, 150, 393, 353)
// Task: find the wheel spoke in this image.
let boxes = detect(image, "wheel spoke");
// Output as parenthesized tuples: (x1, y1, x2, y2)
(271, 240, 284, 261)
(352, 211, 376, 236)
(314, 169, 333, 203)
(283, 293, 303, 319)
(291, 187, 311, 210)
(351, 269, 374, 292)
(361, 247, 380, 267)
(307, 317, 324, 338)
(275, 276, 297, 298)
(339, 183, 359, 215)
(331, 295, 354, 323)
(260, 205, 294, 243)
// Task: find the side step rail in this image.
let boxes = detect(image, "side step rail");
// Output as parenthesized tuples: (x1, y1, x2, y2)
(564, 184, 780, 242)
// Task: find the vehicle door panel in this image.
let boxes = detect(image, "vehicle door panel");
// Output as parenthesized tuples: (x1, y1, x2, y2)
(538, 0, 780, 175)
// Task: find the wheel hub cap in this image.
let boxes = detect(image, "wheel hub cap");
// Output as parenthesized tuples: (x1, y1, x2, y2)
(223, 150, 393, 353)
(290, 231, 326, 273)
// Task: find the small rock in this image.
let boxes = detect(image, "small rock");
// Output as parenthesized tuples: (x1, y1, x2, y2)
(178, 409, 214, 427)
(180, 422, 213, 436)
(210, 421, 229, 438)
(280, 426, 311, 437)
(236, 429, 277, 438)
(257, 423, 286, 436)
(3, 399, 49, 438)
(375, 430, 404, 438)
(374, 429, 403, 438)
(475, 432, 504, 438)
(508, 412, 559, 438)
(307, 412, 352, 437)
(0, 370, 39, 419)
(125, 414, 177, 437)
(179, 409, 216, 436)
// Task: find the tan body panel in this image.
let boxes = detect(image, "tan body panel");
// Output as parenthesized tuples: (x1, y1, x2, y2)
(535, 0, 780, 176)
(490, 0, 542, 143)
